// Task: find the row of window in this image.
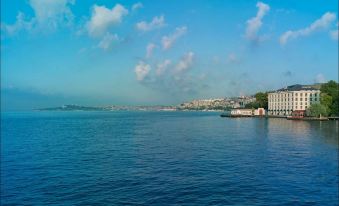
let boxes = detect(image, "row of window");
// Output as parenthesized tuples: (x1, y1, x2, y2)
(269, 100, 319, 107)
(269, 92, 319, 99)
(268, 105, 308, 110)
(270, 98, 318, 102)
(270, 101, 314, 106)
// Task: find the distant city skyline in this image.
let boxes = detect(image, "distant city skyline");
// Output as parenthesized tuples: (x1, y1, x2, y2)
(1, 0, 338, 110)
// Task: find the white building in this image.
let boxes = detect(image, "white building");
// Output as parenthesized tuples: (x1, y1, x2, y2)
(231, 109, 253, 116)
(268, 84, 321, 116)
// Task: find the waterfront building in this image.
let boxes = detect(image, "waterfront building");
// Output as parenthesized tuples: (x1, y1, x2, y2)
(267, 84, 321, 116)
(231, 109, 253, 116)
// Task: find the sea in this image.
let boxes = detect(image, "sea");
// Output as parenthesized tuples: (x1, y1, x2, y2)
(1, 111, 338, 205)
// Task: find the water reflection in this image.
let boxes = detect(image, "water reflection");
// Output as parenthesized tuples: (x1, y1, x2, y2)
(267, 118, 338, 147)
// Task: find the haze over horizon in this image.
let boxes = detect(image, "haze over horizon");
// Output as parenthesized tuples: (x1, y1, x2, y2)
(1, 0, 338, 110)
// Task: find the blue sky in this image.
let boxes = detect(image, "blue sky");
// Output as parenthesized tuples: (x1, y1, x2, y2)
(1, 0, 338, 110)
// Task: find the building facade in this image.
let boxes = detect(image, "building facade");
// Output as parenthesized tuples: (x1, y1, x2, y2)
(268, 85, 321, 116)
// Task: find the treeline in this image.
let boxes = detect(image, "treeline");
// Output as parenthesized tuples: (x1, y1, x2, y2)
(307, 80, 338, 117)
(317, 80, 338, 117)
(244, 92, 268, 109)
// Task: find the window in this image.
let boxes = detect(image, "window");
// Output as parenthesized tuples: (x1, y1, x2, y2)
(300, 98, 302, 101)
(301, 93, 303, 96)
(315, 98, 317, 101)
(296, 93, 298, 96)
(305, 98, 307, 101)
(295, 98, 297, 101)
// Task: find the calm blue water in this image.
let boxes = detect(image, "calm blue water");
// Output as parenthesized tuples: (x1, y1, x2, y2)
(1, 111, 338, 205)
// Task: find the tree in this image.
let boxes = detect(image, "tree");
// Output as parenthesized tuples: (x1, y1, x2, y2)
(320, 93, 332, 114)
(245, 101, 260, 109)
(244, 92, 268, 109)
(320, 80, 339, 116)
(254, 92, 268, 109)
(321, 80, 338, 98)
(306, 103, 328, 117)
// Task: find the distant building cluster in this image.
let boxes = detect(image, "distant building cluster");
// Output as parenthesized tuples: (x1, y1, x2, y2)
(268, 84, 321, 116)
(178, 96, 256, 110)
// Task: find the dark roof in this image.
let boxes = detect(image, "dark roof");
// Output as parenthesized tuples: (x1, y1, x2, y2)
(276, 84, 321, 92)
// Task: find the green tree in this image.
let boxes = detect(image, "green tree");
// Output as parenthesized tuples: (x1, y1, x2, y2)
(254, 92, 268, 109)
(306, 103, 328, 117)
(245, 101, 260, 109)
(320, 80, 339, 116)
(244, 92, 268, 109)
(320, 93, 332, 114)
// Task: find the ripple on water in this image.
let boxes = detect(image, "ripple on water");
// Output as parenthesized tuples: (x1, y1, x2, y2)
(1, 111, 338, 205)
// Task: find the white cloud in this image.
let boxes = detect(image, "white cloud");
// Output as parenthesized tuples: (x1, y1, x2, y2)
(132, 2, 143, 11)
(136, 15, 165, 32)
(175, 52, 194, 73)
(315, 73, 326, 83)
(133, 51, 206, 95)
(87, 4, 128, 37)
(330, 22, 338, 40)
(29, 0, 74, 28)
(330, 29, 338, 40)
(2, 0, 74, 34)
(245, 2, 270, 41)
(1, 12, 33, 35)
(135, 61, 151, 81)
(280, 12, 336, 45)
(146, 43, 156, 58)
(162, 26, 187, 50)
(156, 59, 171, 76)
(98, 33, 119, 50)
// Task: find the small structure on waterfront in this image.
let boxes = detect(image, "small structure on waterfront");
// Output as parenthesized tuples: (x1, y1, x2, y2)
(231, 109, 253, 116)
(220, 108, 266, 117)
(254, 108, 265, 116)
(291, 110, 306, 118)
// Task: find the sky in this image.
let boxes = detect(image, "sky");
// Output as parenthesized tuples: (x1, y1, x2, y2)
(1, 0, 338, 110)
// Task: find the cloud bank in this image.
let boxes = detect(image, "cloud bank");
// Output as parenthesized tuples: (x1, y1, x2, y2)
(136, 15, 165, 32)
(135, 61, 151, 81)
(133, 52, 206, 96)
(245, 2, 270, 41)
(2, 0, 74, 34)
(162, 26, 187, 50)
(146, 43, 156, 58)
(98, 33, 120, 50)
(280, 12, 336, 45)
(132, 2, 143, 11)
(87, 4, 128, 37)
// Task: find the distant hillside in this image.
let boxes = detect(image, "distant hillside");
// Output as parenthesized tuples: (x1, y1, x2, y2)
(38, 105, 105, 111)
